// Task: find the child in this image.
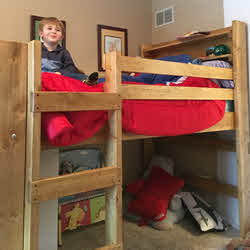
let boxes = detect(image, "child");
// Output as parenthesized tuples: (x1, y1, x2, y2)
(38, 17, 98, 85)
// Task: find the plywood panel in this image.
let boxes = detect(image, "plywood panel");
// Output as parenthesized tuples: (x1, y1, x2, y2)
(0, 40, 27, 250)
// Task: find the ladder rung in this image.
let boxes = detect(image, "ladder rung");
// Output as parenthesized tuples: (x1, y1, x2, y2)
(31, 166, 121, 203)
(33, 91, 121, 112)
(95, 243, 122, 250)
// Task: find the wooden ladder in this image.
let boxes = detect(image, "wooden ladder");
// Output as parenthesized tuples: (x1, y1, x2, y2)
(24, 41, 123, 250)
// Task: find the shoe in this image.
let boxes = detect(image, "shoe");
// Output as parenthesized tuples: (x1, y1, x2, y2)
(84, 72, 99, 85)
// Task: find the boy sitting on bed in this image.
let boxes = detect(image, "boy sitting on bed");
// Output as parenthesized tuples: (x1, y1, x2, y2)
(38, 17, 98, 85)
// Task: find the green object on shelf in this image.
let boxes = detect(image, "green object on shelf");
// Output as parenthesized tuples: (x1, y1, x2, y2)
(206, 44, 230, 56)
(214, 44, 230, 56)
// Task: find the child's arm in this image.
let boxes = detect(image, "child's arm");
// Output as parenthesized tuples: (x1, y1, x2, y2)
(57, 49, 80, 75)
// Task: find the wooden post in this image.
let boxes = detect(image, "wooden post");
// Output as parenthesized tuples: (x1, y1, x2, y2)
(140, 44, 153, 58)
(104, 51, 123, 246)
(232, 20, 250, 237)
(24, 40, 42, 250)
(0, 41, 27, 250)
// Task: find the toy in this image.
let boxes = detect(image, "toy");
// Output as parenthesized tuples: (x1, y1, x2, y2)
(206, 44, 230, 56)
(126, 155, 186, 230)
(148, 155, 186, 230)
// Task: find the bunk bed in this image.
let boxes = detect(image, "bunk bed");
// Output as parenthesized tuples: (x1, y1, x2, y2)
(0, 20, 249, 250)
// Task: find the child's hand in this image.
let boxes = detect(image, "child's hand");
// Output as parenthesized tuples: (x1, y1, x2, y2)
(54, 72, 61, 75)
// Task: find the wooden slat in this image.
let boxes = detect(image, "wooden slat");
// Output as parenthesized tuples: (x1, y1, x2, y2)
(232, 20, 250, 237)
(122, 132, 160, 141)
(24, 40, 42, 250)
(33, 92, 121, 112)
(95, 244, 122, 250)
(119, 56, 233, 80)
(104, 51, 123, 246)
(121, 85, 234, 100)
(32, 166, 120, 202)
(184, 175, 238, 198)
(0, 41, 27, 250)
(198, 54, 232, 62)
(143, 26, 232, 54)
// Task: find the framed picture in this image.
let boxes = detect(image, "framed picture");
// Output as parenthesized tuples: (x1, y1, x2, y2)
(30, 15, 66, 48)
(97, 24, 128, 71)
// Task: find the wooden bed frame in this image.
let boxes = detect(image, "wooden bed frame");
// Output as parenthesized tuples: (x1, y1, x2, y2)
(0, 20, 249, 250)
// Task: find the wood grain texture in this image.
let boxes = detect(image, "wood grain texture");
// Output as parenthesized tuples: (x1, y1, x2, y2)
(33, 92, 121, 112)
(121, 85, 233, 100)
(119, 56, 233, 80)
(232, 21, 250, 237)
(24, 40, 42, 250)
(32, 166, 120, 202)
(0, 40, 27, 250)
(104, 51, 123, 247)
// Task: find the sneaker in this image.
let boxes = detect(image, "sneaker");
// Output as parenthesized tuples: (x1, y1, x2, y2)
(84, 72, 99, 85)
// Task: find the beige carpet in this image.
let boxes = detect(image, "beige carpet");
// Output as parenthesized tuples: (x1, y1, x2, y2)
(60, 215, 238, 250)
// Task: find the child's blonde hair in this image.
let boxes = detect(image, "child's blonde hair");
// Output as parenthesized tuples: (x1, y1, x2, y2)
(38, 17, 65, 36)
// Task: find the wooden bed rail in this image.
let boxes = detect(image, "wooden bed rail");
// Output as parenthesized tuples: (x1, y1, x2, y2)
(1, 20, 248, 250)
(33, 92, 121, 112)
(119, 55, 233, 80)
(121, 85, 233, 100)
(31, 166, 121, 203)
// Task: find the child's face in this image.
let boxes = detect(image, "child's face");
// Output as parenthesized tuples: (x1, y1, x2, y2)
(39, 23, 63, 46)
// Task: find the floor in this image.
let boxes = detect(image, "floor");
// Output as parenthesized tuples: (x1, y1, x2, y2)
(60, 214, 239, 250)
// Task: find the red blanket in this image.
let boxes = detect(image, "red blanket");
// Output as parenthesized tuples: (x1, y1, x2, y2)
(41, 73, 225, 146)
(42, 73, 107, 146)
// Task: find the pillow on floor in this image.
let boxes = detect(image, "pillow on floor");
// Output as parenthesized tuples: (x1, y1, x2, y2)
(127, 166, 184, 225)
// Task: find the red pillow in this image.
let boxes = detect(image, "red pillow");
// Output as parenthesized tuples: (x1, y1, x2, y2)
(127, 166, 184, 225)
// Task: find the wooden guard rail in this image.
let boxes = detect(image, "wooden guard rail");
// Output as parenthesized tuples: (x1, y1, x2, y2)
(119, 55, 233, 79)
(33, 92, 121, 112)
(31, 166, 121, 203)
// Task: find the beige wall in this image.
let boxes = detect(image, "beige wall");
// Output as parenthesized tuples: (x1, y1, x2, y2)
(152, 0, 224, 43)
(0, 0, 152, 73)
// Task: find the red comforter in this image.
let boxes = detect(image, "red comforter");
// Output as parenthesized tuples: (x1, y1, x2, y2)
(42, 73, 225, 146)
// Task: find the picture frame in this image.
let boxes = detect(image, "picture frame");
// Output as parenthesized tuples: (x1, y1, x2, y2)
(30, 15, 66, 48)
(97, 24, 128, 71)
